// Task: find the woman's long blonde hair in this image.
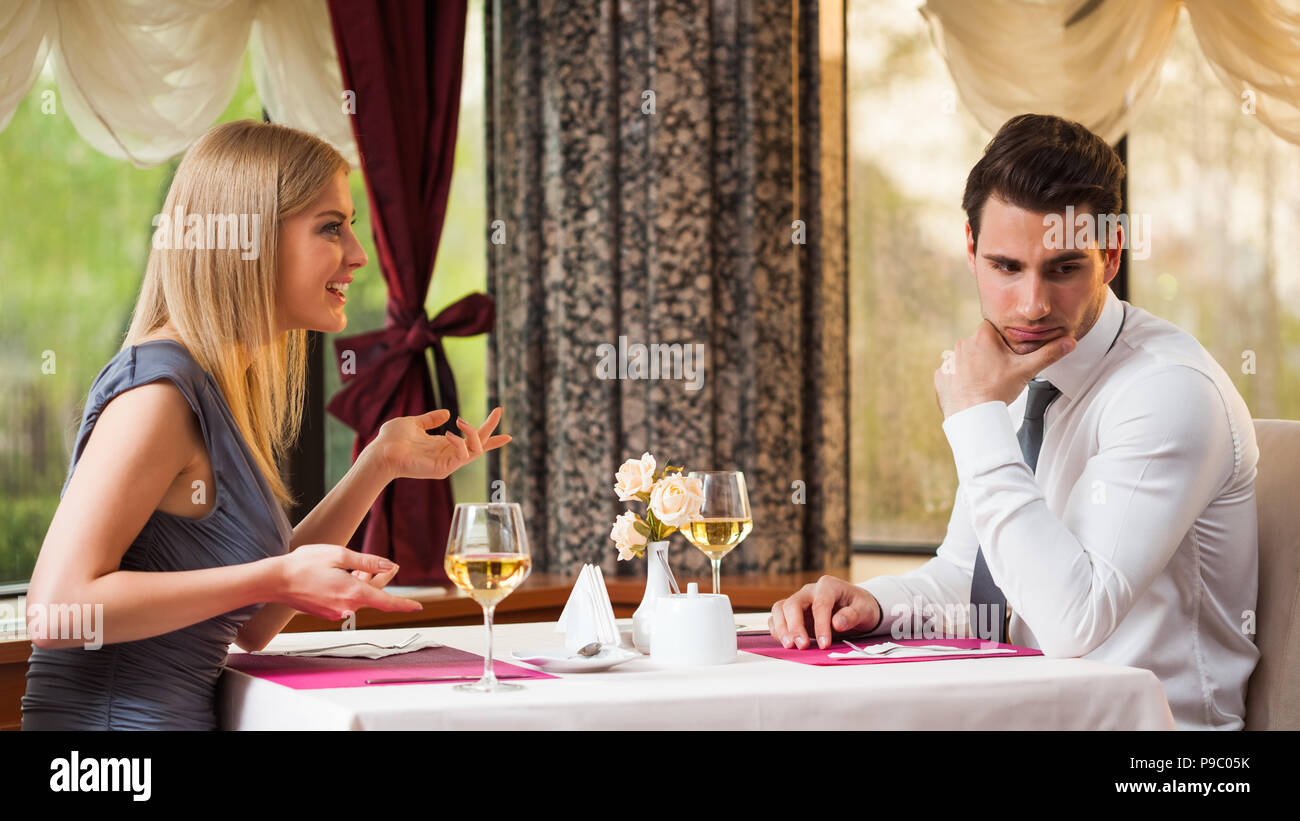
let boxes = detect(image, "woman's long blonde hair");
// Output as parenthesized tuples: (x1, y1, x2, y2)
(124, 120, 349, 510)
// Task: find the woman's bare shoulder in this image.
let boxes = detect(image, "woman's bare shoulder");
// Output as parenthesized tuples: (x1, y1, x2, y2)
(29, 374, 207, 603)
(94, 380, 203, 470)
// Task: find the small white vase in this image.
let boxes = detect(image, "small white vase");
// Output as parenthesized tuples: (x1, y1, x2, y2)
(632, 540, 675, 653)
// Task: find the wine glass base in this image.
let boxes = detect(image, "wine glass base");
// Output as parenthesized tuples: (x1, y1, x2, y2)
(454, 679, 525, 693)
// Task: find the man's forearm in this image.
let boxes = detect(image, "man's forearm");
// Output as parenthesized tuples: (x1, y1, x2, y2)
(859, 553, 978, 639)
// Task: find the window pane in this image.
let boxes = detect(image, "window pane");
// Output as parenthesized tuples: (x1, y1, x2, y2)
(1128, 13, 1300, 419)
(847, 0, 988, 546)
(0, 56, 263, 586)
(324, 0, 489, 505)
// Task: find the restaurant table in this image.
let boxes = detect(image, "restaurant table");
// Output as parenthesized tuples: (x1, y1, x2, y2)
(219, 619, 1177, 730)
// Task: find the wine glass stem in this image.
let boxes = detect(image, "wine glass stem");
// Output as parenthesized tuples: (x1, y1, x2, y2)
(711, 558, 721, 595)
(481, 603, 497, 687)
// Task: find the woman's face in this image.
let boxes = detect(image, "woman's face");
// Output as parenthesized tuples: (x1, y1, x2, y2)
(276, 170, 367, 334)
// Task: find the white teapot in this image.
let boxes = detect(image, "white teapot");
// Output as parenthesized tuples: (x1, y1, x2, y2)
(650, 582, 737, 666)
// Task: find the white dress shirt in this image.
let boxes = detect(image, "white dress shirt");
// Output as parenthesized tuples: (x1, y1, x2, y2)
(862, 286, 1260, 730)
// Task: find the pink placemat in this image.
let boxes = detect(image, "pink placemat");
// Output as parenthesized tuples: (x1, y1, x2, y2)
(225, 646, 558, 689)
(737, 635, 1043, 665)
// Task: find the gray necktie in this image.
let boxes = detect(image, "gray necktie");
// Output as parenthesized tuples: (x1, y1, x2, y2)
(969, 379, 1061, 643)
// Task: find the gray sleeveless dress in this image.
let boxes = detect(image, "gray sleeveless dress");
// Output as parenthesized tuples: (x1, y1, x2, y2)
(21, 340, 292, 730)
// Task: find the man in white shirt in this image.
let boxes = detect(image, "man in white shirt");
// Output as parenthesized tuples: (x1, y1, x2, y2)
(770, 114, 1259, 731)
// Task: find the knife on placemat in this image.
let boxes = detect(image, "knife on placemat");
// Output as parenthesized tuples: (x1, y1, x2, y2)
(364, 674, 534, 684)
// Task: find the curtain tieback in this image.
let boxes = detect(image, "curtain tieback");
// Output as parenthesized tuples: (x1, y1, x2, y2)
(326, 292, 495, 437)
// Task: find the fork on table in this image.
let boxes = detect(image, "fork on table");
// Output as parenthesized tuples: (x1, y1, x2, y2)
(275, 632, 424, 655)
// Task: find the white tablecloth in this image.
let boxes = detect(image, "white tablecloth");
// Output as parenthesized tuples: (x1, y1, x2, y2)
(219, 620, 1176, 730)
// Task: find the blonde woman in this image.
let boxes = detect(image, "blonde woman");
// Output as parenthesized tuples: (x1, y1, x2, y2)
(21, 120, 509, 730)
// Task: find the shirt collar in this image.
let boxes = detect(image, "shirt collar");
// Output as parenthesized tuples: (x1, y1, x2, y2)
(1035, 286, 1124, 402)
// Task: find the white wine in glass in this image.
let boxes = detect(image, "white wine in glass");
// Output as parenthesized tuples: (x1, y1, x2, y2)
(443, 503, 532, 693)
(683, 471, 752, 594)
(445, 554, 532, 607)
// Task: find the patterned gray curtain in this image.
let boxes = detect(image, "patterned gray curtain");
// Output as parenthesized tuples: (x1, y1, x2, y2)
(485, 0, 848, 579)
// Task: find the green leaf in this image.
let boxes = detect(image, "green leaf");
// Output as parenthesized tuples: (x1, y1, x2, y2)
(653, 456, 671, 482)
(641, 508, 662, 541)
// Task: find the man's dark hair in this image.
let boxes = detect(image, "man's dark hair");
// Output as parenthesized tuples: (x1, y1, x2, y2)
(962, 113, 1125, 249)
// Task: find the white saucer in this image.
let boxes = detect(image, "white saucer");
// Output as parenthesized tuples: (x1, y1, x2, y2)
(510, 645, 642, 673)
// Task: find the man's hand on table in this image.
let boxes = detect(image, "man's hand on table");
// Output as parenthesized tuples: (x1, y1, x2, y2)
(769, 576, 883, 650)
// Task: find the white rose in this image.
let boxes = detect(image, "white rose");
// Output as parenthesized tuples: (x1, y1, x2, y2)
(610, 510, 648, 560)
(648, 474, 705, 529)
(614, 452, 657, 501)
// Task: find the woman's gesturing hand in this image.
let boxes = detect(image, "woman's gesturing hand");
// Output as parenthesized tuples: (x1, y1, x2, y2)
(350, 564, 398, 588)
(275, 544, 424, 621)
(371, 406, 512, 482)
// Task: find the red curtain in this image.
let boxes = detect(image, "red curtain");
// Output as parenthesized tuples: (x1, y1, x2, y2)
(326, 0, 492, 583)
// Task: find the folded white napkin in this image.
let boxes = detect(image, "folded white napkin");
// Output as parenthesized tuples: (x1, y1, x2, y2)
(250, 633, 442, 659)
(556, 564, 621, 652)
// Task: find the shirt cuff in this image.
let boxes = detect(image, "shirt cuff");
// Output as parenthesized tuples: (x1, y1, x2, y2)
(859, 576, 916, 637)
(941, 400, 1023, 483)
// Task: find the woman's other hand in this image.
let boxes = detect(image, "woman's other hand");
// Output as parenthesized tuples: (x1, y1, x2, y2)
(371, 406, 511, 481)
(351, 563, 398, 588)
(275, 544, 424, 620)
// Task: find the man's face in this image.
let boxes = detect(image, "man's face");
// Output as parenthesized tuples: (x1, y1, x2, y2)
(966, 195, 1121, 355)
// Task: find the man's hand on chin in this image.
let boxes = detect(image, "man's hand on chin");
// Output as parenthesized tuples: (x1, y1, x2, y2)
(933, 319, 1077, 419)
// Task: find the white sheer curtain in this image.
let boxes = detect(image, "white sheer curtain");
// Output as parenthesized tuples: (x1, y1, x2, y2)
(0, 0, 357, 167)
(921, 0, 1300, 145)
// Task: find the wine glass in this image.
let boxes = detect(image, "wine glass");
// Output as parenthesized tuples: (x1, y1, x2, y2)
(682, 471, 753, 594)
(443, 502, 532, 692)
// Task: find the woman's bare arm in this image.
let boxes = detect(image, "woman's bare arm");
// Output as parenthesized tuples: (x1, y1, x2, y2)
(232, 446, 393, 651)
(233, 408, 511, 651)
(28, 381, 418, 650)
(26, 381, 282, 648)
